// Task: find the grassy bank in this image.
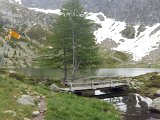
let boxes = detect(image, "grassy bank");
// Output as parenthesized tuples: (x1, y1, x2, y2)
(0, 72, 122, 120)
(0, 75, 37, 120)
(46, 93, 121, 120)
(132, 72, 160, 98)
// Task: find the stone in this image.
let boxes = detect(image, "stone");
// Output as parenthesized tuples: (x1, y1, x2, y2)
(149, 97, 160, 112)
(41, 96, 46, 99)
(17, 95, 35, 105)
(21, 95, 35, 102)
(3, 110, 16, 116)
(50, 84, 61, 92)
(32, 111, 40, 117)
(155, 90, 160, 97)
(24, 118, 31, 120)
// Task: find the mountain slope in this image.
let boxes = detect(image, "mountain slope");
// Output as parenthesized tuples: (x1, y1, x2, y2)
(87, 12, 160, 61)
(9, 0, 160, 25)
(4, 0, 160, 66)
(0, 0, 56, 67)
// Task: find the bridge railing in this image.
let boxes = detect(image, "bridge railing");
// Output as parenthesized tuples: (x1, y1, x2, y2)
(68, 79, 130, 91)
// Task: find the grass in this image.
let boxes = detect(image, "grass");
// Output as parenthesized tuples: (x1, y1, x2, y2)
(0, 75, 37, 120)
(133, 72, 160, 98)
(46, 93, 121, 120)
(0, 71, 122, 120)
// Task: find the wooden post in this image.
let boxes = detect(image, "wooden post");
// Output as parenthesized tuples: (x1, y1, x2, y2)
(91, 81, 94, 89)
(70, 82, 73, 91)
(110, 78, 112, 87)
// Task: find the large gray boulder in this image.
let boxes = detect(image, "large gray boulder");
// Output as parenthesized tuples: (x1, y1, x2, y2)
(17, 95, 35, 106)
(149, 97, 160, 112)
(50, 84, 61, 92)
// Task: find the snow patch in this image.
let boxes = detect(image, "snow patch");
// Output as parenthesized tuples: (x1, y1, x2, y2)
(25, 7, 160, 61)
(87, 12, 160, 61)
(28, 8, 61, 15)
(8, 0, 13, 3)
(15, 0, 22, 4)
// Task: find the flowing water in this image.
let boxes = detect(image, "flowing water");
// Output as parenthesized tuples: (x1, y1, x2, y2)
(95, 90, 160, 120)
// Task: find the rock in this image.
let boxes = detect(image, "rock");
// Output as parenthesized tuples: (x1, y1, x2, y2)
(17, 95, 35, 105)
(21, 95, 35, 102)
(24, 118, 31, 120)
(155, 90, 160, 97)
(149, 97, 160, 112)
(3, 110, 16, 116)
(32, 111, 40, 117)
(41, 96, 46, 99)
(50, 84, 61, 92)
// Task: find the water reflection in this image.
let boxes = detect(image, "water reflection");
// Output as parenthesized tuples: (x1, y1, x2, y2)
(10, 68, 160, 78)
(96, 68, 160, 77)
(95, 90, 160, 120)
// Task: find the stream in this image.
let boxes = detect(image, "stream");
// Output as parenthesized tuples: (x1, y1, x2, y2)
(95, 90, 160, 120)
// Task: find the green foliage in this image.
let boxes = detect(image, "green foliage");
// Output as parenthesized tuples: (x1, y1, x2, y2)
(0, 24, 3, 30)
(114, 51, 129, 62)
(121, 25, 135, 39)
(98, 47, 130, 67)
(133, 72, 160, 98)
(46, 93, 121, 120)
(40, 0, 100, 70)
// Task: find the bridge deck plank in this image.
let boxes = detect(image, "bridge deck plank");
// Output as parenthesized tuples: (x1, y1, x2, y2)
(62, 82, 128, 91)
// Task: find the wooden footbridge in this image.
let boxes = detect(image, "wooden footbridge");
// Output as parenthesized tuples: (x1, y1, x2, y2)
(62, 78, 131, 92)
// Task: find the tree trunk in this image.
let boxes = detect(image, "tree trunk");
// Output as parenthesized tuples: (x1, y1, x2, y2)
(72, 23, 76, 82)
(62, 40, 67, 84)
(63, 61, 67, 84)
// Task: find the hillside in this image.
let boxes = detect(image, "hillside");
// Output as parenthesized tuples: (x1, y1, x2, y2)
(0, 0, 56, 67)
(1, 0, 160, 67)
(10, 0, 160, 25)
(0, 70, 121, 120)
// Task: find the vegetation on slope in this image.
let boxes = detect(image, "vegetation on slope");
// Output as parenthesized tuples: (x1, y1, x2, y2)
(0, 71, 122, 120)
(133, 72, 160, 98)
(0, 74, 37, 120)
(46, 93, 121, 120)
(98, 47, 131, 68)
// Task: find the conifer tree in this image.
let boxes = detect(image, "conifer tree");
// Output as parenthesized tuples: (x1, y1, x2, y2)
(41, 0, 100, 83)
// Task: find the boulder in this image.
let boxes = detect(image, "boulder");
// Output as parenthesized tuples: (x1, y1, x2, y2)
(24, 118, 31, 120)
(3, 110, 16, 116)
(50, 84, 61, 92)
(155, 90, 160, 97)
(149, 97, 160, 112)
(32, 111, 40, 117)
(17, 95, 35, 105)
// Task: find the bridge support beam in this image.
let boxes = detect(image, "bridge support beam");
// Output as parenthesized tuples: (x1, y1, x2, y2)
(74, 90, 95, 96)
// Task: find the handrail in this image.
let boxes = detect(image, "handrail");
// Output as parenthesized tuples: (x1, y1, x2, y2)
(68, 79, 130, 91)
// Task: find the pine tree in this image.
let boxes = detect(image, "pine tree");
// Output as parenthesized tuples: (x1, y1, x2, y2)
(41, 0, 100, 83)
